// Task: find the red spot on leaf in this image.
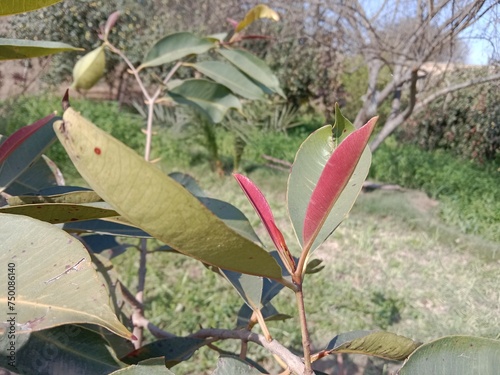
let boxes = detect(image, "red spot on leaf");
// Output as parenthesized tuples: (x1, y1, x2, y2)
(94, 147, 101, 155)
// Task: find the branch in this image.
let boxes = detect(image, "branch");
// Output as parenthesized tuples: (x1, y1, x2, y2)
(370, 69, 500, 150)
(190, 328, 305, 375)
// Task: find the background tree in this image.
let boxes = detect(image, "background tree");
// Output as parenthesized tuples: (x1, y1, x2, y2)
(321, 0, 500, 150)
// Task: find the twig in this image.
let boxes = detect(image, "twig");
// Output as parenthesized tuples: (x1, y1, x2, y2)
(119, 281, 176, 339)
(295, 288, 314, 374)
(190, 328, 305, 375)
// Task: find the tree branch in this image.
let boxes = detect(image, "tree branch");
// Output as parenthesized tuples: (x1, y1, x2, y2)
(190, 328, 305, 375)
(370, 69, 500, 150)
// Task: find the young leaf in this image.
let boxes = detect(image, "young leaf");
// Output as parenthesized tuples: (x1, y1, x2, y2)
(0, 38, 81, 60)
(235, 4, 280, 32)
(234, 173, 296, 274)
(218, 48, 285, 98)
(0, 113, 55, 164)
(167, 79, 242, 123)
(190, 61, 266, 100)
(302, 117, 377, 248)
(139, 32, 215, 70)
(104, 11, 121, 38)
(0, 214, 133, 339)
(0, 115, 59, 193)
(53, 108, 282, 279)
(399, 336, 500, 374)
(72, 45, 106, 90)
(0, 0, 62, 16)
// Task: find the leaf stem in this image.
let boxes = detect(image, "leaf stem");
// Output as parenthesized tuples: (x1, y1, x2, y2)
(295, 285, 314, 374)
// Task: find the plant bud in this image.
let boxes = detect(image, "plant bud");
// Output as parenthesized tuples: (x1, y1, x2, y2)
(71, 46, 105, 90)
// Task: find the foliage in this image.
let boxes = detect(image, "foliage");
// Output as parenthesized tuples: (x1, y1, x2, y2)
(9, 0, 151, 87)
(370, 139, 500, 242)
(0, 95, 146, 178)
(402, 79, 500, 163)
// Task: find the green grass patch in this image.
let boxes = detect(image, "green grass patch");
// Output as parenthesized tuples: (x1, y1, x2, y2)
(370, 138, 500, 242)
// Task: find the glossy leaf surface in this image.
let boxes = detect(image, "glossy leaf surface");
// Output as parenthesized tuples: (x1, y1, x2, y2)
(139, 32, 214, 70)
(168, 79, 241, 123)
(0, 214, 132, 339)
(233, 174, 288, 257)
(191, 61, 265, 100)
(287, 118, 373, 254)
(0, 115, 58, 193)
(399, 336, 500, 374)
(0, 0, 62, 15)
(303, 117, 377, 248)
(0, 38, 80, 60)
(218, 48, 284, 97)
(0, 113, 54, 164)
(0, 325, 122, 374)
(4, 155, 62, 195)
(54, 108, 282, 279)
(325, 330, 420, 361)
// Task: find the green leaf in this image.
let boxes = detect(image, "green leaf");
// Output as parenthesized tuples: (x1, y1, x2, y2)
(54, 108, 282, 279)
(302, 117, 377, 248)
(217, 48, 284, 97)
(62, 218, 152, 238)
(0, 0, 62, 16)
(399, 336, 500, 374)
(72, 46, 106, 90)
(287, 124, 371, 253)
(0, 214, 132, 339)
(4, 155, 62, 195)
(0, 325, 122, 374)
(324, 330, 421, 361)
(0, 116, 59, 193)
(110, 358, 176, 374)
(212, 355, 265, 374)
(121, 337, 205, 368)
(235, 4, 280, 32)
(139, 32, 215, 70)
(7, 190, 102, 205)
(0, 38, 81, 60)
(236, 302, 291, 328)
(0, 202, 119, 224)
(190, 61, 265, 100)
(168, 79, 242, 123)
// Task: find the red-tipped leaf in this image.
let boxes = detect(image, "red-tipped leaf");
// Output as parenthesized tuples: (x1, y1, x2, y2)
(303, 117, 378, 247)
(234, 174, 295, 273)
(0, 113, 55, 164)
